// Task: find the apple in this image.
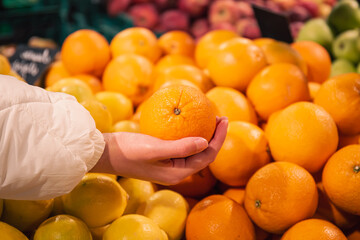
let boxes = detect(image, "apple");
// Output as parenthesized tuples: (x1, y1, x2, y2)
(265, 1, 282, 13)
(290, 21, 304, 39)
(288, 5, 312, 22)
(159, 10, 190, 31)
(128, 3, 159, 29)
(236, 2, 254, 18)
(330, 58, 356, 77)
(178, 0, 209, 17)
(191, 18, 210, 39)
(332, 29, 360, 63)
(272, 0, 296, 10)
(211, 22, 237, 32)
(297, 0, 320, 17)
(154, 0, 173, 10)
(209, 0, 239, 24)
(236, 18, 261, 39)
(327, 0, 360, 33)
(318, 3, 332, 18)
(107, 0, 131, 16)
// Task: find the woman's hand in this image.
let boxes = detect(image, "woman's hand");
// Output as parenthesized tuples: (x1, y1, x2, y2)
(91, 117, 228, 185)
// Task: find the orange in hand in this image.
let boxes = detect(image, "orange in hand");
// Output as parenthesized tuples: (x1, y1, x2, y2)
(140, 85, 216, 142)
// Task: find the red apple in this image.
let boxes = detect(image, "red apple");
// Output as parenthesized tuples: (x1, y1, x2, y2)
(107, 0, 131, 16)
(128, 3, 159, 29)
(297, 0, 319, 17)
(191, 18, 210, 39)
(290, 21, 304, 39)
(178, 0, 210, 17)
(211, 22, 237, 32)
(236, 2, 254, 18)
(159, 10, 190, 31)
(287, 5, 311, 22)
(132, 0, 151, 3)
(265, 1, 282, 13)
(209, 0, 240, 24)
(154, 0, 174, 10)
(236, 18, 261, 39)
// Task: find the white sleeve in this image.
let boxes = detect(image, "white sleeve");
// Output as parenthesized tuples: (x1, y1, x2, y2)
(0, 75, 105, 200)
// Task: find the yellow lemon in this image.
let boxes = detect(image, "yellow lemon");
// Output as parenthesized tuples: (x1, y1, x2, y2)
(46, 78, 94, 103)
(89, 224, 110, 240)
(62, 173, 128, 228)
(112, 120, 140, 133)
(34, 215, 92, 240)
(1, 199, 54, 232)
(0, 54, 11, 75)
(81, 99, 113, 133)
(118, 178, 157, 214)
(0, 221, 28, 240)
(103, 214, 168, 240)
(136, 190, 189, 240)
(95, 91, 133, 123)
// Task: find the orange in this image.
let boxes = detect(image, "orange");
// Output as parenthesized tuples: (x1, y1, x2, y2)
(259, 41, 307, 75)
(315, 182, 359, 229)
(265, 102, 338, 173)
(167, 167, 217, 198)
(73, 74, 103, 94)
(61, 29, 110, 77)
(253, 38, 276, 48)
(0, 54, 11, 75)
(195, 30, 238, 69)
(110, 27, 162, 63)
(132, 100, 145, 123)
(208, 37, 267, 92)
(206, 87, 257, 123)
(338, 134, 360, 149)
(308, 82, 321, 101)
(223, 188, 245, 205)
(246, 63, 310, 120)
(139, 85, 216, 142)
(291, 41, 331, 83)
(157, 79, 201, 91)
(281, 219, 347, 240)
(314, 73, 360, 135)
(44, 61, 71, 87)
(154, 65, 213, 93)
(155, 54, 196, 75)
(347, 227, 360, 240)
(244, 162, 318, 234)
(186, 195, 255, 240)
(158, 30, 195, 57)
(209, 121, 270, 186)
(322, 145, 360, 216)
(102, 53, 154, 106)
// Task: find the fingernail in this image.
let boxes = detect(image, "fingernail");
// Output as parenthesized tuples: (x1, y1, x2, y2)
(195, 138, 208, 151)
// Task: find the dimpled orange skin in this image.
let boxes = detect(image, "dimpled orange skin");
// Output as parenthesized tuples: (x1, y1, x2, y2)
(322, 145, 360, 216)
(244, 162, 318, 234)
(139, 85, 216, 142)
(281, 219, 347, 240)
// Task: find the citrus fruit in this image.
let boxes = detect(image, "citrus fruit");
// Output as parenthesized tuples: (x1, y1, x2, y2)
(8, 70, 26, 82)
(291, 41, 331, 83)
(157, 79, 201, 91)
(154, 65, 213, 93)
(81, 99, 113, 133)
(140, 85, 216, 142)
(102, 53, 154, 106)
(209, 121, 270, 186)
(253, 38, 276, 48)
(51, 197, 65, 216)
(95, 91, 133, 123)
(112, 120, 140, 133)
(281, 219, 347, 240)
(110, 27, 162, 63)
(33, 215, 92, 240)
(207, 37, 267, 92)
(314, 73, 360, 135)
(72, 74, 103, 94)
(186, 195, 255, 240)
(158, 30, 195, 57)
(167, 167, 217, 198)
(103, 214, 168, 240)
(1, 199, 54, 232)
(62, 173, 128, 228)
(118, 178, 157, 215)
(322, 145, 360, 216)
(0, 54, 11, 75)
(46, 78, 94, 103)
(44, 61, 71, 87)
(89, 224, 110, 240)
(347, 227, 360, 240)
(61, 29, 110, 77)
(195, 30, 238, 69)
(206, 87, 257, 123)
(0, 221, 28, 240)
(338, 133, 360, 149)
(0, 199, 2, 217)
(265, 102, 338, 173)
(223, 188, 246, 205)
(308, 82, 321, 101)
(154, 54, 196, 75)
(246, 63, 310, 120)
(244, 162, 318, 234)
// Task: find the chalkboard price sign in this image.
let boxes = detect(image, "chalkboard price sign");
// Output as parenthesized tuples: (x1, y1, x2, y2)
(9, 45, 58, 86)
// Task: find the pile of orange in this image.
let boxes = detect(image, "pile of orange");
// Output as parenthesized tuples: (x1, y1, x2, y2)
(3, 27, 360, 240)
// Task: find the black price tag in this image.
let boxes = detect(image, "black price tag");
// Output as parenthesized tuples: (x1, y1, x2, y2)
(9, 45, 58, 86)
(252, 4, 293, 43)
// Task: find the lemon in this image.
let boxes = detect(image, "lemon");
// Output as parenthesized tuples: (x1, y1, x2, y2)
(0, 221, 28, 240)
(0, 54, 11, 75)
(103, 214, 168, 240)
(112, 120, 140, 133)
(81, 99, 113, 133)
(136, 190, 189, 240)
(34, 215, 92, 240)
(62, 173, 128, 228)
(89, 224, 110, 240)
(118, 178, 157, 214)
(98, 173, 117, 181)
(95, 91, 133, 123)
(46, 78, 94, 103)
(1, 199, 54, 232)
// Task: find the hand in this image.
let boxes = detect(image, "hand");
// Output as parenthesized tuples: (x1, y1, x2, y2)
(91, 117, 228, 185)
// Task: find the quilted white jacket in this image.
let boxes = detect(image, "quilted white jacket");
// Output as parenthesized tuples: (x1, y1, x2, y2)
(0, 75, 105, 200)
